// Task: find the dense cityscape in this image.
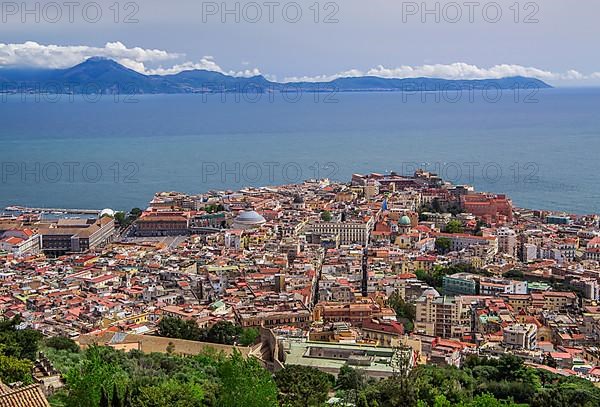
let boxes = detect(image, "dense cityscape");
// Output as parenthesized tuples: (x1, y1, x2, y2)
(1, 169, 600, 406)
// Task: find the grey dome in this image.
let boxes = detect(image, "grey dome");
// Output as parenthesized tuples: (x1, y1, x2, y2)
(233, 210, 266, 229)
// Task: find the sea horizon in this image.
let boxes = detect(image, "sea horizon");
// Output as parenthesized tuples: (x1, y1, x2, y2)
(1, 87, 599, 214)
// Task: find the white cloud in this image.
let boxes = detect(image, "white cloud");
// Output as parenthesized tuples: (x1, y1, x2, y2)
(0, 41, 262, 77)
(146, 58, 225, 75)
(146, 58, 261, 77)
(0, 42, 597, 83)
(0, 41, 179, 70)
(284, 63, 600, 83)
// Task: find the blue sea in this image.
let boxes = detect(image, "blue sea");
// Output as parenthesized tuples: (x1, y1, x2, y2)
(1, 88, 599, 214)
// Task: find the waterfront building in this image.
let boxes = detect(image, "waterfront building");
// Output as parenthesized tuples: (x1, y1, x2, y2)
(39, 217, 115, 256)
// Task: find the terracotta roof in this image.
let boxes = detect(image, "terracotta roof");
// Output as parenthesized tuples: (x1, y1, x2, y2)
(0, 384, 50, 407)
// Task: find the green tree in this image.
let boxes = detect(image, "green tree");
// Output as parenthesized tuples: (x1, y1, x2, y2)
(433, 395, 452, 407)
(157, 317, 203, 341)
(99, 386, 110, 407)
(375, 374, 418, 407)
(464, 393, 519, 407)
(114, 212, 127, 227)
(504, 269, 524, 279)
(413, 364, 474, 406)
(445, 220, 464, 233)
(238, 327, 260, 346)
(0, 354, 33, 384)
(336, 365, 365, 391)
(202, 321, 241, 345)
(542, 353, 558, 368)
(217, 351, 278, 407)
(131, 380, 204, 407)
(356, 392, 369, 407)
(63, 346, 128, 407)
(435, 237, 452, 254)
(321, 211, 333, 222)
(274, 365, 334, 407)
(45, 336, 80, 353)
(0, 315, 42, 361)
(166, 342, 175, 355)
(388, 291, 416, 332)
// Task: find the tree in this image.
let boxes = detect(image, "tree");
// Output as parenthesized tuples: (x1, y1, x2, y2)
(274, 365, 334, 407)
(413, 364, 474, 406)
(337, 365, 366, 405)
(337, 365, 365, 391)
(238, 328, 259, 346)
(63, 346, 128, 407)
(99, 386, 110, 407)
(321, 211, 333, 222)
(111, 382, 122, 407)
(433, 395, 452, 407)
(445, 220, 464, 233)
(435, 237, 452, 254)
(114, 212, 127, 227)
(387, 291, 416, 332)
(0, 354, 33, 384)
(45, 336, 80, 353)
(0, 315, 42, 361)
(543, 353, 558, 368)
(217, 351, 278, 407)
(202, 321, 240, 345)
(465, 393, 520, 407)
(157, 317, 203, 341)
(131, 380, 204, 407)
(375, 374, 418, 407)
(474, 220, 487, 236)
(504, 269, 524, 279)
(166, 342, 175, 355)
(357, 392, 369, 407)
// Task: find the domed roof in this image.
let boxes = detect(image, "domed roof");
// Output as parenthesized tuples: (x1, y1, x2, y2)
(234, 210, 266, 224)
(399, 215, 411, 226)
(292, 195, 304, 203)
(422, 287, 441, 298)
(100, 208, 115, 217)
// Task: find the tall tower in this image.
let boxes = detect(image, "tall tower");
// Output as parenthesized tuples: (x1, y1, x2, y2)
(361, 246, 368, 297)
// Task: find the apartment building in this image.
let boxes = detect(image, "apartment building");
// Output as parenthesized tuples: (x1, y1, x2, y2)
(496, 227, 518, 257)
(503, 323, 538, 350)
(415, 294, 472, 339)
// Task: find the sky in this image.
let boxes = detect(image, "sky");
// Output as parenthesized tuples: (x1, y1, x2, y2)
(0, 0, 598, 85)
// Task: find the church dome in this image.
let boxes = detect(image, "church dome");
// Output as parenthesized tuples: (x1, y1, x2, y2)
(233, 210, 266, 229)
(399, 215, 411, 226)
(100, 208, 115, 218)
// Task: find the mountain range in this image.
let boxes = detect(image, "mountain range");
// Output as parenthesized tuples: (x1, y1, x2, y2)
(0, 57, 553, 94)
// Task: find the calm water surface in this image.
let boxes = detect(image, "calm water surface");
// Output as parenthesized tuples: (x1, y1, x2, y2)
(0, 88, 599, 213)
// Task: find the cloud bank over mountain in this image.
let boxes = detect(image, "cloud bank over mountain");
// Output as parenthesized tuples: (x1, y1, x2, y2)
(0, 42, 598, 85)
(284, 63, 600, 83)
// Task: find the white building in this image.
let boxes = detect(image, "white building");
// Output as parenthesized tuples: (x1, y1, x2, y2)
(308, 216, 374, 245)
(503, 323, 538, 350)
(0, 229, 41, 257)
(497, 227, 517, 257)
